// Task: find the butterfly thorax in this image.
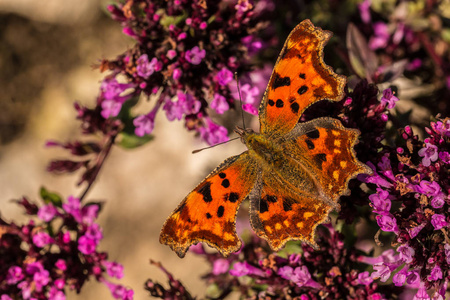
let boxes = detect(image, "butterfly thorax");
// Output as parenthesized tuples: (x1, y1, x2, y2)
(235, 126, 285, 166)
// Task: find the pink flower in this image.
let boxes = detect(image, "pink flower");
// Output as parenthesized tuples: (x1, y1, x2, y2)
(55, 259, 67, 271)
(32, 231, 53, 248)
(172, 68, 182, 80)
(133, 109, 157, 137)
(380, 88, 399, 109)
(210, 93, 229, 114)
(37, 203, 57, 222)
(198, 118, 229, 146)
(6, 266, 24, 284)
(136, 54, 162, 78)
(216, 68, 234, 86)
(78, 235, 98, 255)
(103, 261, 124, 279)
(376, 214, 398, 232)
(62, 196, 82, 222)
(397, 244, 414, 263)
(229, 262, 265, 277)
(242, 103, 258, 115)
(101, 99, 123, 119)
(185, 46, 206, 65)
(212, 259, 230, 275)
(418, 142, 439, 167)
(431, 214, 447, 230)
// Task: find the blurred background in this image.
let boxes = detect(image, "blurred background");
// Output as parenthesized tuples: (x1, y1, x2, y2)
(0, 0, 247, 298)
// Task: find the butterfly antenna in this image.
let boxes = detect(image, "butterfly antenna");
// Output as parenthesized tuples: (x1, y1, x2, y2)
(192, 137, 241, 154)
(235, 72, 246, 129)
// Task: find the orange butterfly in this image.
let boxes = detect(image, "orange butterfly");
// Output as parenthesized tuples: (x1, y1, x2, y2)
(160, 20, 371, 258)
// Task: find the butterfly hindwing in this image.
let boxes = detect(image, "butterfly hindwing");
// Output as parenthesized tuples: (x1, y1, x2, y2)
(249, 171, 333, 250)
(259, 20, 346, 137)
(160, 152, 258, 257)
(282, 117, 372, 204)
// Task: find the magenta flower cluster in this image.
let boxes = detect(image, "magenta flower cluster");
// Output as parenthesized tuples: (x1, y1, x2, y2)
(363, 117, 450, 297)
(100, 0, 275, 145)
(0, 195, 132, 300)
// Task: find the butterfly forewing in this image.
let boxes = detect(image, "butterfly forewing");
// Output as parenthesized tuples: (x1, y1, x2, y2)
(258, 20, 346, 137)
(160, 152, 258, 258)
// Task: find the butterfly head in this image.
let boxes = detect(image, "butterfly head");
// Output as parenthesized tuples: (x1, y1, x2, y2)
(234, 126, 255, 143)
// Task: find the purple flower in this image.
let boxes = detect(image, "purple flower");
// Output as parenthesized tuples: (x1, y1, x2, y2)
(371, 262, 392, 282)
(376, 214, 398, 232)
(32, 231, 53, 248)
(48, 286, 66, 300)
(380, 88, 399, 109)
(445, 244, 450, 265)
(439, 151, 450, 163)
(418, 142, 439, 167)
(216, 68, 234, 86)
(397, 244, 414, 263)
(33, 268, 50, 291)
(177, 92, 201, 115)
(198, 118, 229, 146)
(37, 203, 57, 222)
(414, 283, 431, 300)
(163, 99, 184, 121)
(62, 196, 82, 222)
(407, 270, 420, 285)
(78, 235, 98, 255)
(427, 265, 442, 281)
(85, 223, 103, 241)
(81, 204, 99, 225)
(242, 103, 258, 115)
(358, 0, 371, 24)
(291, 266, 312, 287)
(431, 195, 445, 209)
(55, 259, 67, 271)
(18, 281, 31, 299)
(415, 180, 442, 197)
(185, 46, 206, 65)
(136, 54, 162, 78)
(369, 188, 391, 214)
(101, 99, 123, 119)
(166, 50, 177, 59)
(133, 111, 156, 136)
(212, 259, 230, 275)
(172, 68, 182, 80)
(408, 222, 426, 238)
(104, 261, 124, 279)
(102, 280, 134, 300)
(240, 83, 259, 106)
(431, 214, 447, 230)
(210, 93, 229, 114)
(6, 266, 24, 284)
(229, 262, 265, 277)
(100, 78, 135, 102)
(357, 271, 373, 285)
(369, 22, 390, 50)
(1, 295, 13, 300)
(433, 119, 450, 137)
(392, 266, 408, 287)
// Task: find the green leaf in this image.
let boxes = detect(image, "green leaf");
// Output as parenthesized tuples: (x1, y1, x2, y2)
(118, 131, 153, 149)
(40, 187, 63, 207)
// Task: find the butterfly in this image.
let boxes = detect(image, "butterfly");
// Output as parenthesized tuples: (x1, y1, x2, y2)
(160, 19, 372, 258)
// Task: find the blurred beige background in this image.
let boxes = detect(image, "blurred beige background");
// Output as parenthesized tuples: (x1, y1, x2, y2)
(0, 1, 249, 299)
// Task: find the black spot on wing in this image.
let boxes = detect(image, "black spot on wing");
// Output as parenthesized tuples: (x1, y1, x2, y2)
(227, 192, 239, 203)
(283, 198, 293, 211)
(314, 153, 327, 170)
(219, 172, 226, 179)
(206, 212, 212, 219)
(299, 73, 306, 79)
(297, 85, 308, 95)
(264, 195, 277, 203)
(260, 198, 268, 213)
(198, 182, 213, 203)
(306, 129, 320, 139)
(276, 99, 284, 108)
(272, 73, 291, 89)
(268, 99, 275, 106)
(305, 139, 315, 150)
(221, 179, 230, 188)
(290, 102, 299, 114)
(217, 206, 224, 218)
